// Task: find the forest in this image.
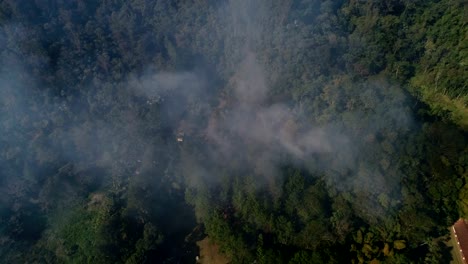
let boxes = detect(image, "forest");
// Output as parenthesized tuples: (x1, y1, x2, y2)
(0, 0, 467, 263)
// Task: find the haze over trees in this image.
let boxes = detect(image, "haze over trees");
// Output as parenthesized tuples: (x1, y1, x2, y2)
(0, 0, 467, 263)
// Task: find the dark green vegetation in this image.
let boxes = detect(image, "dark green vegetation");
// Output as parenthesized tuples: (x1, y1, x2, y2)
(0, 0, 467, 263)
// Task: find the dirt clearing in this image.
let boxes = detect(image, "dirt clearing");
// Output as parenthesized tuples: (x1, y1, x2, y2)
(196, 237, 230, 264)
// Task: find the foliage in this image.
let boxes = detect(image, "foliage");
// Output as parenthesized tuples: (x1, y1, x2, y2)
(0, 0, 466, 263)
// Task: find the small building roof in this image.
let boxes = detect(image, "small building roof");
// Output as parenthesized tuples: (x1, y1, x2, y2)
(453, 219, 468, 263)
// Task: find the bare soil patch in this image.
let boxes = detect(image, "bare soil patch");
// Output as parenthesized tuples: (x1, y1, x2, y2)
(196, 237, 230, 264)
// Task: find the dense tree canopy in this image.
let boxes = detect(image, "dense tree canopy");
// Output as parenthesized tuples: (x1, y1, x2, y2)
(0, 0, 466, 263)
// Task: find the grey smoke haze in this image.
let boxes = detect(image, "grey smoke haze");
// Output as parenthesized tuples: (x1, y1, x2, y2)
(205, 52, 346, 172)
(0, 0, 414, 225)
(0, 31, 160, 188)
(171, 0, 412, 221)
(191, 0, 353, 177)
(131, 71, 204, 98)
(119, 0, 413, 200)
